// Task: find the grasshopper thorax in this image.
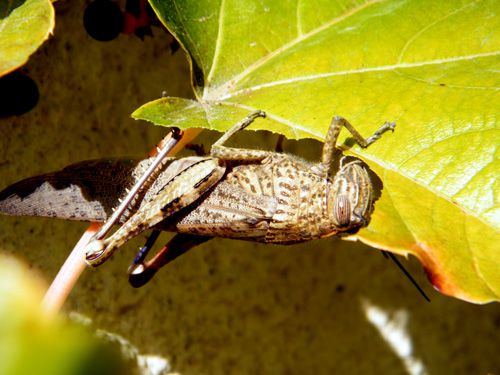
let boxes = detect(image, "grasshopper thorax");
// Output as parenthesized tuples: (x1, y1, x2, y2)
(327, 160, 374, 234)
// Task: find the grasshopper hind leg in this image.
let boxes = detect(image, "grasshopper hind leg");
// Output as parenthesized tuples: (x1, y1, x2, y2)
(128, 233, 212, 287)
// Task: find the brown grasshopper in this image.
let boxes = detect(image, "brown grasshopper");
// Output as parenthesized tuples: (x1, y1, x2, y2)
(0, 111, 395, 287)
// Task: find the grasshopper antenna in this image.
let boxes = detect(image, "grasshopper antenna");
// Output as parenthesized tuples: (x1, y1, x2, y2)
(382, 251, 430, 302)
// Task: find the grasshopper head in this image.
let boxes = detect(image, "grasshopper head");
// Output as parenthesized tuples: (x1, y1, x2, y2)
(327, 160, 374, 234)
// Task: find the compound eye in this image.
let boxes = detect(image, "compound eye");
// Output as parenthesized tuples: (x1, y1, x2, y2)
(334, 194, 351, 227)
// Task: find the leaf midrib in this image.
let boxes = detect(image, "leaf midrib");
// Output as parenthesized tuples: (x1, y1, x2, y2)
(203, 0, 380, 100)
(215, 51, 499, 101)
(203, 0, 498, 101)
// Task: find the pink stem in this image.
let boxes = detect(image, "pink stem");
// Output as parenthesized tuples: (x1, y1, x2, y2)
(41, 222, 101, 316)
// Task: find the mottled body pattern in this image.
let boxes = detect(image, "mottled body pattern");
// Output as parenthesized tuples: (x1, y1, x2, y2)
(172, 154, 365, 244)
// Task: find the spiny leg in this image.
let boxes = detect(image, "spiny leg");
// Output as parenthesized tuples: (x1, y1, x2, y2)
(94, 127, 182, 241)
(210, 110, 271, 161)
(128, 234, 212, 287)
(85, 157, 225, 266)
(320, 116, 395, 177)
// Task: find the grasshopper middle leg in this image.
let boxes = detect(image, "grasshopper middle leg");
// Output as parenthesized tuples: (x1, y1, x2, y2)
(128, 233, 212, 287)
(210, 110, 271, 161)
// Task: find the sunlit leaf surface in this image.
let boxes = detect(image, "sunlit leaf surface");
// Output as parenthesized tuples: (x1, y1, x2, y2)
(0, 0, 54, 76)
(134, 0, 500, 303)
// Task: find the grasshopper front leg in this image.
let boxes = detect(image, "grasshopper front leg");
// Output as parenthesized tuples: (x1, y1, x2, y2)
(319, 116, 396, 178)
(318, 116, 395, 231)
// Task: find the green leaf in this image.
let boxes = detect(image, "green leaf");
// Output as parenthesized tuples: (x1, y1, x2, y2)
(0, 255, 133, 375)
(0, 0, 55, 76)
(134, 0, 500, 303)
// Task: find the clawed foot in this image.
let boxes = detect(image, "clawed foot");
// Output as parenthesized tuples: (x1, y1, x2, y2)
(84, 239, 107, 266)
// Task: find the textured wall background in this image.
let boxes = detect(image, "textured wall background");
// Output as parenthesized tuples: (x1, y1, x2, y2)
(0, 1, 498, 374)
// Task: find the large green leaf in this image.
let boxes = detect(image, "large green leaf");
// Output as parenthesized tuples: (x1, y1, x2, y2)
(133, 0, 500, 303)
(0, 0, 55, 76)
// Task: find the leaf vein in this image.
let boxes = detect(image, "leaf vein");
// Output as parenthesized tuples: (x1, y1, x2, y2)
(296, 0, 303, 36)
(220, 51, 500, 100)
(204, 0, 226, 96)
(463, 213, 497, 298)
(397, 1, 480, 64)
(397, 128, 498, 168)
(219, 0, 381, 95)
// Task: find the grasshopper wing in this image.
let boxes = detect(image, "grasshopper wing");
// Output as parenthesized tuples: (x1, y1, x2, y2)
(0, 159, 153, 222)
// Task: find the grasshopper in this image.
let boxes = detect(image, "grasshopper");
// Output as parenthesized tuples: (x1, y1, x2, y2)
(0, 111, 395, 287)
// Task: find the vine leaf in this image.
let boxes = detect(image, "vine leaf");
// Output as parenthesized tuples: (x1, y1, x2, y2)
(133, 0, 500, 303)
(0, 0, 55, 77)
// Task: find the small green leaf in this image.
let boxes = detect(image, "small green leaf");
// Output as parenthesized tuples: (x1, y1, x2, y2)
(0, 0, 55, 76)
(0, 256, 132, 375)
(134, 0, 500, 303)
